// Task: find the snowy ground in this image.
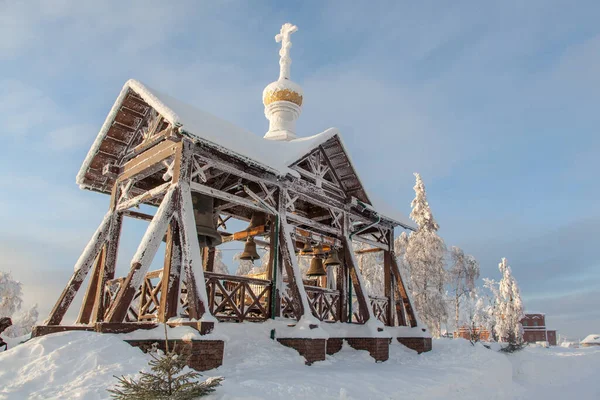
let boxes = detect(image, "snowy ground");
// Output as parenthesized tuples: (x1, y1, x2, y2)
(0, 327, 598, 399)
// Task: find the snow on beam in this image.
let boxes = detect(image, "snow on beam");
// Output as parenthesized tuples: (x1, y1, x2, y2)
(177, 182, 213, 321)
(44, 211, 115, 326)
(105, 186, 176, 323)
(190, 182, 269, 215)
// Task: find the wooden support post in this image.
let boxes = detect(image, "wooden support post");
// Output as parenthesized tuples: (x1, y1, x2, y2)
(390, 255, 417, 327)
(92, 213, 123, 322)
(384, 230, 394, 326)
(278, 189, 311, 320)
(158, 220, 182, 322)
(336, 249, 348, 323)
(203, 248, 216, 272)
(105, 187, 177, 323)
(44, 211, 114, 326)
(342, 213, 375, 324)
(176, 140, 209, 320)
(76, 246, 106, 324)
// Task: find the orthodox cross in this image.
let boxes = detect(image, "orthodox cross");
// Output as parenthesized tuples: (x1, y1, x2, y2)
(275, 23, 298, 80)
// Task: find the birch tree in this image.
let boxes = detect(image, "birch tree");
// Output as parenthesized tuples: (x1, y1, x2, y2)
(448, 247, 480, 332)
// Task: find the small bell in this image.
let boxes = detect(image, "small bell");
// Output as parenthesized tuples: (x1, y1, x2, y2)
(313, 244, 326, 256)
(299, 242, 313, 256)
(240, 236, 260, 261)
(306, 256, 326, 277)
(324, 250, 341, 267)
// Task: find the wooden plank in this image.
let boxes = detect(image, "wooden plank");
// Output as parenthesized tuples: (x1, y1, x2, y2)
(44, 211, 114, 326)
(92, 212, 123, 322)
(116, 182, 170, 211)
(119, 140, 180, 183)
(221, 225, 266, 243)
(390, 255, 417, 327)
(76, 246, 106, 324)
(159, 220, 182, 322)
(352, 234, 390, 251)
(123, 209, 154, 222)
(355, 247, 383, 254)
(384, 249, 394, 327)
(203, 248, 215, 272)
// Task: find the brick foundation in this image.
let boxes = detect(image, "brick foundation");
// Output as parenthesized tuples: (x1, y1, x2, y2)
(397, 337, 432, 354)
(346, 338, 390, 362)
(326, 338, 344, 355)
(277, 338, 326, 365)
(126, 339, 224, 371)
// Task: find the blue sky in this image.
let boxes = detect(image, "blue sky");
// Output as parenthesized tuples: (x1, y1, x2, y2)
(1, 1, 599, 339)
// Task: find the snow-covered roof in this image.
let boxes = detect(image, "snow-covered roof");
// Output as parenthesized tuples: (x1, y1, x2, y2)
(77, 79, 414, 229)
(581, 334, 600, 344)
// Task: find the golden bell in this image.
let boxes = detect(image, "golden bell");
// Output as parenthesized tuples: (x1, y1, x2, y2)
(299, 242, 313, 256)
(306, 256, 326, 277)
(240, 236, 260, 261)
(324, 250, 341, 267)
(192, 192, 222, 248)
(246, 212, 266, 231)
(313, 244, 326, 256)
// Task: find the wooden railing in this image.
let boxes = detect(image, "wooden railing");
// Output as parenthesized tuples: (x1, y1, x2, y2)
(281, 286, 342, 322)
(352, 295, 390, 325)
(104, 277, 141, 322)
(204, 272, 272, 322)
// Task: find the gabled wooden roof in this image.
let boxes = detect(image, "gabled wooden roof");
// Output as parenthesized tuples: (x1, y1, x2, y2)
(77, 79, 415, 229)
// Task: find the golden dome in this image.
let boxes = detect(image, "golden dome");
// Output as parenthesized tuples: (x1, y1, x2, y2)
(263, 79, 303, 107)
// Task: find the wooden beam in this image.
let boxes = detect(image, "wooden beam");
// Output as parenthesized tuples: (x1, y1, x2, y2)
(158, 220, 182, 322)
(352, 234, 390, 251)
(105, 187, 177, 322)
(220, 225, 266, 242)
(390, 254, 417, 327)
(292, 227, 342, 248)
(286, 212, 341, 236)
(44, 211, 115, 326)
(190, 182, 269, 215)
(203, 247, 215, 272)
(116, 182, 170, 211)
(76, 246, 106, 324)
(355, 247, 383, 254)
(119, 140, 181, 183)
(92, 213, 123, 323)
(122, 209, 154, 222)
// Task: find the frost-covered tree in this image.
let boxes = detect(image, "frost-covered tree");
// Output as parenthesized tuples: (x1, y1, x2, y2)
(0, 271, 38, 338)
(493, 258, 525, 348)
(402, 173, 447, 337)
(212, 249, 230, 275)
(0, 271, 23, 318)
(481, 277, 499, 341)
(459, 290, 489, 344)
(5, 304, 38, 338)
(448, 247, 480, 332)
(356, 242, 385, 297)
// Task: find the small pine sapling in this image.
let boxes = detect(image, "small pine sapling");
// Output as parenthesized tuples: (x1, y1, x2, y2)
(108, 325, 223, 399)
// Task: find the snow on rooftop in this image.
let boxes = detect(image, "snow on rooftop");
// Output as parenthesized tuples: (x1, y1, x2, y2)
(581, 334, 600, 344)
(78, 79, 413, 227)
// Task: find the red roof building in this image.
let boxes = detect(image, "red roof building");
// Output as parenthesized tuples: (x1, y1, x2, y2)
(521, 314, 557, 345)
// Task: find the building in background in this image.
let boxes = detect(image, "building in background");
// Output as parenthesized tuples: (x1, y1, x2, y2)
(454, 326, 491, 342)
(521, 313, 557, 345)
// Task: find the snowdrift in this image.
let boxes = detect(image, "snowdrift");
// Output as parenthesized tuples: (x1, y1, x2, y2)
(2, 328, 599, 399)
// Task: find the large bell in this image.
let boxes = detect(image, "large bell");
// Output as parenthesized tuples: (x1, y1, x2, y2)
(324, 250, 341, 267)
(299, 242, 313, 256)
(192, 192, 222, 248)
(240, 236, 260, 261)
(307, 256, 327, 277)
(246, 212, 267, 231)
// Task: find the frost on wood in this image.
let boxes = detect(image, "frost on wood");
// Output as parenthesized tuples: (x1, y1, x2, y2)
(130, 187, 176, 289)
(73, 211, 114, 272)
(178, 183, 211, 318)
